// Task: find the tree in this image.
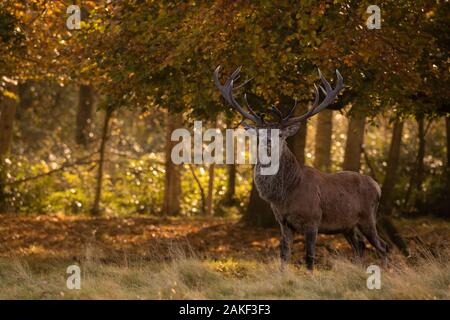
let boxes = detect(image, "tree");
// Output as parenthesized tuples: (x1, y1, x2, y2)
(0, 82, 17, 157)
(91, 107, 113, 216)
(314, 109, 333, 171)
(447, 117, 450, 183)
(222, 163, 237, 207)
(162, 112, 182, 216)
(73, 0, 447, 225)
(380, 121, 404, 215)
(0, 81, 18, 212)
(206, 163, 215, 216)
(287, 103, 309, 166)
(243, 181, 276, 228)
(378, 121, 410, 256)
(403, 116, 427, 212)
(343, 111, 365, 172)
(76, 85, 95, 146)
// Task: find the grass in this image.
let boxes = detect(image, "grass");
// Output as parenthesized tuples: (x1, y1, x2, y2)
(0, 244, 448, 300)
(0, 215, 448, 299)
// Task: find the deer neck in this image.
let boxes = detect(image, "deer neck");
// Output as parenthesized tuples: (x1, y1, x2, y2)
(254, 140, 303, 204)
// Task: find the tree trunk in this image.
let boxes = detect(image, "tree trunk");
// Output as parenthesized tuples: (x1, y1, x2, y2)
(206, 163, 215, 216)
(378, 121, 410, 257)
(16, 81, 33, 121)
(0, 85, 17, 157)
(223, 116, 237, 206)
(415, 118, 426, 196)
(446, 117, 450, 184)
(314, 109, 333, 171)
(223, 163, 237, 206)
(162, 112, 182, 216)
(343, 114, 365, 171)
(242, 179, 276, 227)
(403, 117, 426, 212)
(286, 103, 308, 165)
(76, 85, 94, 146)
(0, 83, 18, 212)
(188, 164, 206, 215)
(91, 108, 112, 216)
(380, 121, 404, 215)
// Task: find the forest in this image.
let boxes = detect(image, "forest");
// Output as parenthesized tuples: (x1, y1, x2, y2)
(0, 0, 449, 300)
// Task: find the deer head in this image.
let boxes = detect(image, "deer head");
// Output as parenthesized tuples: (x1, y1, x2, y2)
(213, 66, 344, 142)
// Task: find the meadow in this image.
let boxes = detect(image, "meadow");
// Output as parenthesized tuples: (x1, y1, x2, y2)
(0, 215, 448, 300)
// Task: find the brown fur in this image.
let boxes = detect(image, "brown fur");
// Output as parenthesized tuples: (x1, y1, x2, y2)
(255, 140, 388, 271)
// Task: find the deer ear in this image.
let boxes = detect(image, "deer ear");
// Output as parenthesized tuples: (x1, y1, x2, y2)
(282, 123, 301, 137)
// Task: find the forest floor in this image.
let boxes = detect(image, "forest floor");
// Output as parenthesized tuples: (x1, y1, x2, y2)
(0, 214, 448, 299)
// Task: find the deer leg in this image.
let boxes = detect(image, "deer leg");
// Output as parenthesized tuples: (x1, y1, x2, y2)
(358, 222, 388, 257)
(279, 223, 294, 271)
(344, 228, 366, 259)
(304, 226, 318, 272)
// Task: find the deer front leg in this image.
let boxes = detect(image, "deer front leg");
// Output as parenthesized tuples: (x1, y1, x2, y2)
(304, 225, 318, 272)
(279, 223, 294, 271)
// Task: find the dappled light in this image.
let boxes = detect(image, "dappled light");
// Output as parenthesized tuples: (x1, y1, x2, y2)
(0, 0, 448, 301)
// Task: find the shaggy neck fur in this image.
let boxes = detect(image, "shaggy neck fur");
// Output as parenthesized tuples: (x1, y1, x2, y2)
(254, 140, 303, 204)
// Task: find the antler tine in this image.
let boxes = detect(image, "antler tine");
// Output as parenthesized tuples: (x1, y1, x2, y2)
(283, 85, 318, 123)
(318, 84, 327, 96)
(313, 84, 320, 107)
(235, 77, 253, 90)
(284, 98, 298, 120)
(243, 93, 260, 118)
(214, 66, 262, 125)
(284, 69, 343, 125)
(214, 66, 343, 128)
(318, 68, 332, 92)
(227, 66, 242, 84)
(270, 105, 283, 122)
(234, 117, 254, 130)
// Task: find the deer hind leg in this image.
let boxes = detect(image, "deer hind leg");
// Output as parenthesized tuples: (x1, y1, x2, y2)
(304, 225, 318, 272)
(279, 223, 294, 271)
(344, 227, 366, 259)
(357, 221, 388, 257)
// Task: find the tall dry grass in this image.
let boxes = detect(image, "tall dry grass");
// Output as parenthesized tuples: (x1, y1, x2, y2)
(0, 244, 448, 300)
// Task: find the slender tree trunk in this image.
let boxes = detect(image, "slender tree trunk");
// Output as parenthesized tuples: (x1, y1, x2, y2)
(0, 83, 18, 212)
(380, 121, 404, 214)
(206, 163, 215, 216)
(314, 109, 333, 171)
(343, 114, 365, 171)
(415, 118, 426, 196)
(404, 117, 426, 212)
(0, 85, 17, 156)
(243, 179, 276, 227)
(16, 81, 33, 121)
(189, 164, 206, 215)
(76, 85, 94, 146)
(378, 121, 410, 257)
(223, 116, 237, 206)
(446, 116, 450, 184)
(162, 112, 182, 216)
(91, 108, 112, 216)
(287, 103, 308, 165)
(223, 163, 237, 206)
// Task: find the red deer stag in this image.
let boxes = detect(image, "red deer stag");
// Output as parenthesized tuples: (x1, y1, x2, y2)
(214, 66, 388, 271)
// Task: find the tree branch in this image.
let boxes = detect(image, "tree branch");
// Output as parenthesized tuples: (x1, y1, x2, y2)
(0, 154, 99, 186)
(188, 164, 206, 215)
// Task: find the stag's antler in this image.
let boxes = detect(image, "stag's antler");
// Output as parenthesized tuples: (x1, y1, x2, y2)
(213, 66, 263, 126)
(214, 66, 343, 128)
(281, 69, 343, 126)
